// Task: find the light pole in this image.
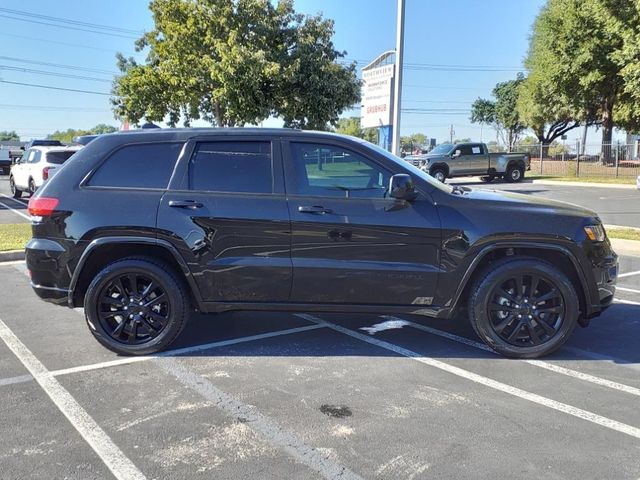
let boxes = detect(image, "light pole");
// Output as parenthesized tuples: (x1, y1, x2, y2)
(391, 0, 405, 156)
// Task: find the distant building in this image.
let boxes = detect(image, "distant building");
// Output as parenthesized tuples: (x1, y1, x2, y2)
(0, 140, 25, 149)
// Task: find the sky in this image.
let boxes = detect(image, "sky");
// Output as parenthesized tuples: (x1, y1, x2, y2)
(0, 0, 618, 144)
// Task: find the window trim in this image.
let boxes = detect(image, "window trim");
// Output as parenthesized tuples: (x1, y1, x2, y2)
(81, 141, 186, 191)
(283, 139, 394, 199)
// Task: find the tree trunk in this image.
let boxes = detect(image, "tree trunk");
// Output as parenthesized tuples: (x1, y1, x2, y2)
(541, 142, 550, 159)
(601, 100, 614, 164)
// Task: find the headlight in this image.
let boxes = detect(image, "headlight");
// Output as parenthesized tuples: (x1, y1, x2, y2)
(584, 224, 606, 242)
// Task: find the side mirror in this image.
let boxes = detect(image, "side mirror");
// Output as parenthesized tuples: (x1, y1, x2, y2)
(389, 174, 418, 201)
(451, 150, 461, 158)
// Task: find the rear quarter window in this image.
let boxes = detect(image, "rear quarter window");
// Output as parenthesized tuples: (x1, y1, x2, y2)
(87, 142, 183, 189)
(46, 151, 78, 165)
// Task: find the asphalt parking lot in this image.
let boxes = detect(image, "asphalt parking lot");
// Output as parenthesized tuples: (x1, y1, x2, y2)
(1, 255, 639, 479)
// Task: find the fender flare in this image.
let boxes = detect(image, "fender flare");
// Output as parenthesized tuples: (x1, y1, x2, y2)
(68, 236, 204, 309)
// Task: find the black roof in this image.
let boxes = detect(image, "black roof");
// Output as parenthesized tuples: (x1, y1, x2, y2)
(94, 127, 354, 145)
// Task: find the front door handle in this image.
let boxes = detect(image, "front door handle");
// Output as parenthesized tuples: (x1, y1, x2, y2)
(298, 205, 333, 215)
(168, 200, 203, 209)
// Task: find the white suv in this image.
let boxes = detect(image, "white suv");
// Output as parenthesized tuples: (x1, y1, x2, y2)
(10, 145, 82, 198)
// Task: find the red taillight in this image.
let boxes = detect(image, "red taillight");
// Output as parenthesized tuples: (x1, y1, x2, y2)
(42, 167, 51, 180)
(28, 197, 59, 217)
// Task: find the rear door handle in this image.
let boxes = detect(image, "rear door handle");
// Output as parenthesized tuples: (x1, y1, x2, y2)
(298, 205, 333, 215)
(168, 200, 203, 209)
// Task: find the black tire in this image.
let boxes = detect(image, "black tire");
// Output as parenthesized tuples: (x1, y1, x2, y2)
(429, 167, 447, 183)
(9, 176, 22, 198)
(505, 164, 524, 183)
(28, 178, 36, 195)
(480, 175, 495, 183)
(84, 257, 190, 355)
(468, 257, 579, 359)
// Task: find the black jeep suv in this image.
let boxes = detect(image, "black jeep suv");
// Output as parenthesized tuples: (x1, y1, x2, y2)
(26, 128, 618, 358)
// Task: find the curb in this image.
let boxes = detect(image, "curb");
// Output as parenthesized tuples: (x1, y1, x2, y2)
(0, 250, 25, 262)
(531, 179, 637, 190)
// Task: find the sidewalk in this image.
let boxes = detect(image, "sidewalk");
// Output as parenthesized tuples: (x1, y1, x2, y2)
(531, 179, 637, 190)
(610, 238, 640, 257)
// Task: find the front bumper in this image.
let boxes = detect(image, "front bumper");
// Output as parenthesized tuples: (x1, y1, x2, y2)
(583, 240, 618, 318)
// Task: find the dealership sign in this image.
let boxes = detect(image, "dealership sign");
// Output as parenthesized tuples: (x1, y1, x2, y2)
(360, 64, 394, 129)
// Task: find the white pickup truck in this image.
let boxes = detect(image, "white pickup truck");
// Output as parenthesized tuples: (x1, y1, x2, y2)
(417, 142, 531, 183)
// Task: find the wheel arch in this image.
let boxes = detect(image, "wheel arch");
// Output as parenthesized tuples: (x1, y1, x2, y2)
(451, 243, 591, 323)
(69, 236, 204, 310)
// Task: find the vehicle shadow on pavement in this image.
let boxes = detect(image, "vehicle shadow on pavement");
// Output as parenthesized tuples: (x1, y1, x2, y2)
(162, 302, 640, 365)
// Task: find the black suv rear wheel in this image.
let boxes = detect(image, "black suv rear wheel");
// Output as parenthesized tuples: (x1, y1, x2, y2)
(84, 257, 189, 355)
(468, 257, 578, 358)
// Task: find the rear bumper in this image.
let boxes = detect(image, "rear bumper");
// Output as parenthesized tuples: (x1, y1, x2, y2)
(30, 283, 69, 305)
(25, 237, 71, 306)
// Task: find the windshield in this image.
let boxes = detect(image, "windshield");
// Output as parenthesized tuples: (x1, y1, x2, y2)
(362, 141, 453, 194)
(46, 151, 78, 165)
(429, 143, 454, 155)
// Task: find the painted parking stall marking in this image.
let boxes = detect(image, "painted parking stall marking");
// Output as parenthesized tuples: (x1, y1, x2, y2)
(297, 314, 640, 440)
(0, 316, 147, 480)
(376, 316, 640, 397)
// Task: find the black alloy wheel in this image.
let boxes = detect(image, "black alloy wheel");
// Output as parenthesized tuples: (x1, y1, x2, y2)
(487, 273, 564, 347)
(97, 272, 170, 345)
(468, 257, 578, 358)
(84, 257, 189, 355)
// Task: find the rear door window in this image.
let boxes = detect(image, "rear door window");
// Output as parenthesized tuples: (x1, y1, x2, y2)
(88, 142, 183, 189)
(188, 141, 273, 193)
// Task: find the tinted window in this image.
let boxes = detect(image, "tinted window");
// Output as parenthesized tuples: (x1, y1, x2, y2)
(189, 141, 272, 193)
(458, 145, 474, 156)
(88, 143, 182, 188)
(290, 143, 390, 198)
(46, 151, 77, 165)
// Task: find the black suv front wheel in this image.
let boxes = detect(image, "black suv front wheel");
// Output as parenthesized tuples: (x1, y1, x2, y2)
(84, 257, 189, 355)
(468, 257, 578, 358)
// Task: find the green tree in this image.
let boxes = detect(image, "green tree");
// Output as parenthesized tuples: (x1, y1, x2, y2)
(0, 131, 19, 141)
(471, 74, 526, 152)
(112, 0, 360, 129)
(334, 117, 377, 143)
(523, 0, 640, 157)
(400, 133, 428, 153)
(47, 125, 118, 143)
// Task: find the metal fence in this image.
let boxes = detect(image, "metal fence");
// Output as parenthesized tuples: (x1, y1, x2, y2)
(508, 141, 640, 178)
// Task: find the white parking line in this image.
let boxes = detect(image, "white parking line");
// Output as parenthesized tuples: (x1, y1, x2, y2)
(49, 324, 325, 377)
(159, 357, 363, 480)
(0, 200, 30, 220)
(0, 193, 28, 206)
(379, 315, 640, 398)
(616, 298, 640, 306)
(0, 324, 326, 389)
(619, 270, 640, 279)
(296, 314, 640, 440)
(617, 286, 640, 294)
(0, 260, 25, 267)
(0, 373, 32, 387)
(0, 317, 147, 480)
